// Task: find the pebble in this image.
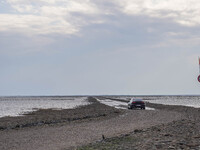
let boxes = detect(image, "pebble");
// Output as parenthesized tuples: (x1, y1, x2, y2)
(168, 146, 175, 149)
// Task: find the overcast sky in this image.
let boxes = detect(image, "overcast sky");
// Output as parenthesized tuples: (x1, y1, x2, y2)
(0, 0, 200, 96)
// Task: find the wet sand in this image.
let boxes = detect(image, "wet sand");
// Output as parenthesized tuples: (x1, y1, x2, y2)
(0, 97, 198, 150)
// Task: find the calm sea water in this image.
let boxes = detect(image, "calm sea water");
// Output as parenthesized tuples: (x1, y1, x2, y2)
(0, 96, 89, 118)
(144, 96, 200, 108)
(104, 96, 200, 108)
(0, 96, 200, 118)
(117, 96, 200, 108)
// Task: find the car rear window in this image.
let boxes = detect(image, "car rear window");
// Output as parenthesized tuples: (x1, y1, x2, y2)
(133, 99, 143, 102)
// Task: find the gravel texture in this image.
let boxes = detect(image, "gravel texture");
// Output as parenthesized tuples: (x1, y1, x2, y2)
(78, 100, 200, 150)
(0, 97, 191, 150)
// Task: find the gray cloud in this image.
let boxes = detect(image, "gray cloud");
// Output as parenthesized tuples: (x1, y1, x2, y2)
(1, 0, 200, 36)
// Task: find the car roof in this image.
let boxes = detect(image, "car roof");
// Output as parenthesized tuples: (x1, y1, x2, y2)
(131, 98, 143, 101)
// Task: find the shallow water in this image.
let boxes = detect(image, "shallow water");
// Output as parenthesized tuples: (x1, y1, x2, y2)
(97, 98, 155, 110)
(144, 96, 200, 108)
(97, 98, 127, 109)
(1, 96, 200, 118)
(0, 97, 89, 118)
(116, 96, 200, 108)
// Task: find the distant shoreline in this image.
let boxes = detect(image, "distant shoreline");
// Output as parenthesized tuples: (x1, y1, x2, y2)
(1, 94, 200, 98)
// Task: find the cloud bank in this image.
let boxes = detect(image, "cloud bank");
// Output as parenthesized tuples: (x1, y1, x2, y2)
(1, 0, 200, 35)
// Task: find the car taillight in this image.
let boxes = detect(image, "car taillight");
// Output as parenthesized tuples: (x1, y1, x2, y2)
(132, 102, 136, 104)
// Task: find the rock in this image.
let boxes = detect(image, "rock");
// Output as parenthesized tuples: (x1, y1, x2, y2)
(155, 144, 163, 149)
(134, 129, 143, 133)
(193, 135, 200, 139)
(168, 146, 175, 149)
(178, 141, 186, 145)
(159, 140, 172, 143)
(186, 143, 200, 147)
(102, 134, 105, 140)
(163, 133, 173, 137)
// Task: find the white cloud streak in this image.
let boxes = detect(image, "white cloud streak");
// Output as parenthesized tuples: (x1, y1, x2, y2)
(1, 0, 101, 35)
(0, 14, 78, 35)
(1, 0, 200, 35)
(114, 0, 200, 26)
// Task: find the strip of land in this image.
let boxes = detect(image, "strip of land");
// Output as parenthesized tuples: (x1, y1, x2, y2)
(0, 97, 199, 150)
(78, 100, 200, 150)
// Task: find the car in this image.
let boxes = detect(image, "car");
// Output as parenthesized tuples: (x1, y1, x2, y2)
(128, 98, 145, 109)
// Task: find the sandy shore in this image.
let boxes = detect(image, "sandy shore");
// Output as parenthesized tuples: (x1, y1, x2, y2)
(0, 97, 199, 150)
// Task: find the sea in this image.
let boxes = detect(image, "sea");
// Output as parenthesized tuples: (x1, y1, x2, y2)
(0, 96, 89, 118)
(0, 95, 200, 118)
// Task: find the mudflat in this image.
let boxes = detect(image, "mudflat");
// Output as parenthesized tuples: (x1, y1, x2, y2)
(0, 97, 198, 150)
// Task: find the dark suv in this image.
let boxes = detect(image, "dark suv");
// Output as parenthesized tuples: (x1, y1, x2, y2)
(128, 99, 145, 109)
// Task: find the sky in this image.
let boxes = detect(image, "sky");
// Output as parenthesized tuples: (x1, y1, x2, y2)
(0, 0, 200, 96)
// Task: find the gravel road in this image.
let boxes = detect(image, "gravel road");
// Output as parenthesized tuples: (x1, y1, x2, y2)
(79, 100, 200, 150)
(0, 97, 184, 150)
